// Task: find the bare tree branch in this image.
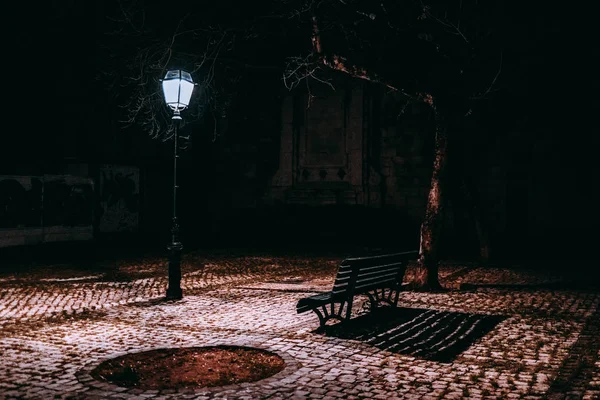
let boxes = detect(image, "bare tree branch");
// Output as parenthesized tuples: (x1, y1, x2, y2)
(471, 51, 503, 100)
(102, 1, 284, 141)
(311, 15, 322, 54)
(320, 54, 413, 98)
(419, 1, 469, 43)
(285, 13, 416, 102)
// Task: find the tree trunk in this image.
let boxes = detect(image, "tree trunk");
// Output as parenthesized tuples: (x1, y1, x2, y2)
(412, 113, 448, 291)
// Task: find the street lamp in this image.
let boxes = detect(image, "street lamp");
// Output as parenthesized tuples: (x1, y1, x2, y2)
(161, 69, 196, 300)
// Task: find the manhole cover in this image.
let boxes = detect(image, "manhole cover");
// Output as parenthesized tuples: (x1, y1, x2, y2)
(90, 346, 285, 389)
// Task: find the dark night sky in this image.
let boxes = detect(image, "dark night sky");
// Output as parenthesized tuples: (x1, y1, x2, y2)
(0, 1, 597, 257)
(5, 2, 99, 167)
(3, 1, 597, 170)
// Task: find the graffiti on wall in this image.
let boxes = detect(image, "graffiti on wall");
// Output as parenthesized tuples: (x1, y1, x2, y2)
(43, 175, 95, 227)
(0, 176, 43, 228)
(0, 175, 94, 248)
(98, 165, 139, 232)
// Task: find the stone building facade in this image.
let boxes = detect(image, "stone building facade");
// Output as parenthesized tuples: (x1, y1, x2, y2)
(267, 84, 431, 204)
(259, 79, 516, 257)
(257, 76, 592, 261)
(263, 82, 437, 229)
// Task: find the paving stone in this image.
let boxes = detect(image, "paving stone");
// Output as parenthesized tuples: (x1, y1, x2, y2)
(0, 254, 599, 399)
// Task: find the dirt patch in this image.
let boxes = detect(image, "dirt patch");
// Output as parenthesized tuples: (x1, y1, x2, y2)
(91, 346, 285, 389)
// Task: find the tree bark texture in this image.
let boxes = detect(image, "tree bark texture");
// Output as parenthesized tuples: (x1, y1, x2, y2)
(413, 112, 448, 291)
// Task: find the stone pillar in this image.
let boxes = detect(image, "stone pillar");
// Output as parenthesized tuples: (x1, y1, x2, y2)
(346, 84, 364, 204)
(263, 95, 294, 204)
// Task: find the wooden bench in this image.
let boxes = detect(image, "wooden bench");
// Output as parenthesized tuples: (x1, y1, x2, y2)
(297, 250, 419, 329)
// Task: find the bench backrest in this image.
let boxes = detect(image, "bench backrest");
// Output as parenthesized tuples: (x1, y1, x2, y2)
(331, 251, 418, 299)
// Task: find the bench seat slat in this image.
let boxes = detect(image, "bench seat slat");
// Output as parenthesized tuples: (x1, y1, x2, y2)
(356, 261, 404, 274)
(357, 266, 405, 280)
(297, 292, 333, 313)
(356, 271, 400, 286)
(333, 266, 405, 289)
(331, 272, 399, 291)
(344, 250, 419, 263)
(296, 250, 418, 320)
(355, 278, 397, 292)
(333, 261, 404, 282)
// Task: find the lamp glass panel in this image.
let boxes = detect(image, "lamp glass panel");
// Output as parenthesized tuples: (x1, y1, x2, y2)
(178, 80, 195, 107)
(162, 79, 181, 109)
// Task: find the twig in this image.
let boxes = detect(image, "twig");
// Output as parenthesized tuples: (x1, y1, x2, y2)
(471, 51, 503, 100)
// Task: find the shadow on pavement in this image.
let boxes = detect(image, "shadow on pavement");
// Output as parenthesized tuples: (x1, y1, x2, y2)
(321, 307, 506, 363)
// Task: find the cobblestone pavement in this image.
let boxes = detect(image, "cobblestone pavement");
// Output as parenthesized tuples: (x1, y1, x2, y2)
(0, 251, 599, 399)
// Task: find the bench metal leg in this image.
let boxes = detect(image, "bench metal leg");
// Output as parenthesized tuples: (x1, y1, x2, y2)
(366, 288, 399, 311)
(345, 299, 353, 320)
(312, 301, 349, 328)
(392, 287, 401, 306)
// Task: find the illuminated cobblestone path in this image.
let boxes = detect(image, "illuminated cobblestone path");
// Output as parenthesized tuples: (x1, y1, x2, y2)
(0, 251, 598, 399)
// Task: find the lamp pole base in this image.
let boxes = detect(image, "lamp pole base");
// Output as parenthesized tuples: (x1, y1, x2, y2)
(166, 241, 183, 300)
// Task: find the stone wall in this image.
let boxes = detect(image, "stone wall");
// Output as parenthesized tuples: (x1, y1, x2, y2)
(376, 94, 435, 222)
(264, 81, 365, 207)
(250, 82, 539, 257)
(264, 81, 436, 215)
(0, 175, 95, 248)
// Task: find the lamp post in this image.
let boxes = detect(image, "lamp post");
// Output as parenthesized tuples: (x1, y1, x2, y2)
(161, 69, 196, 300)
